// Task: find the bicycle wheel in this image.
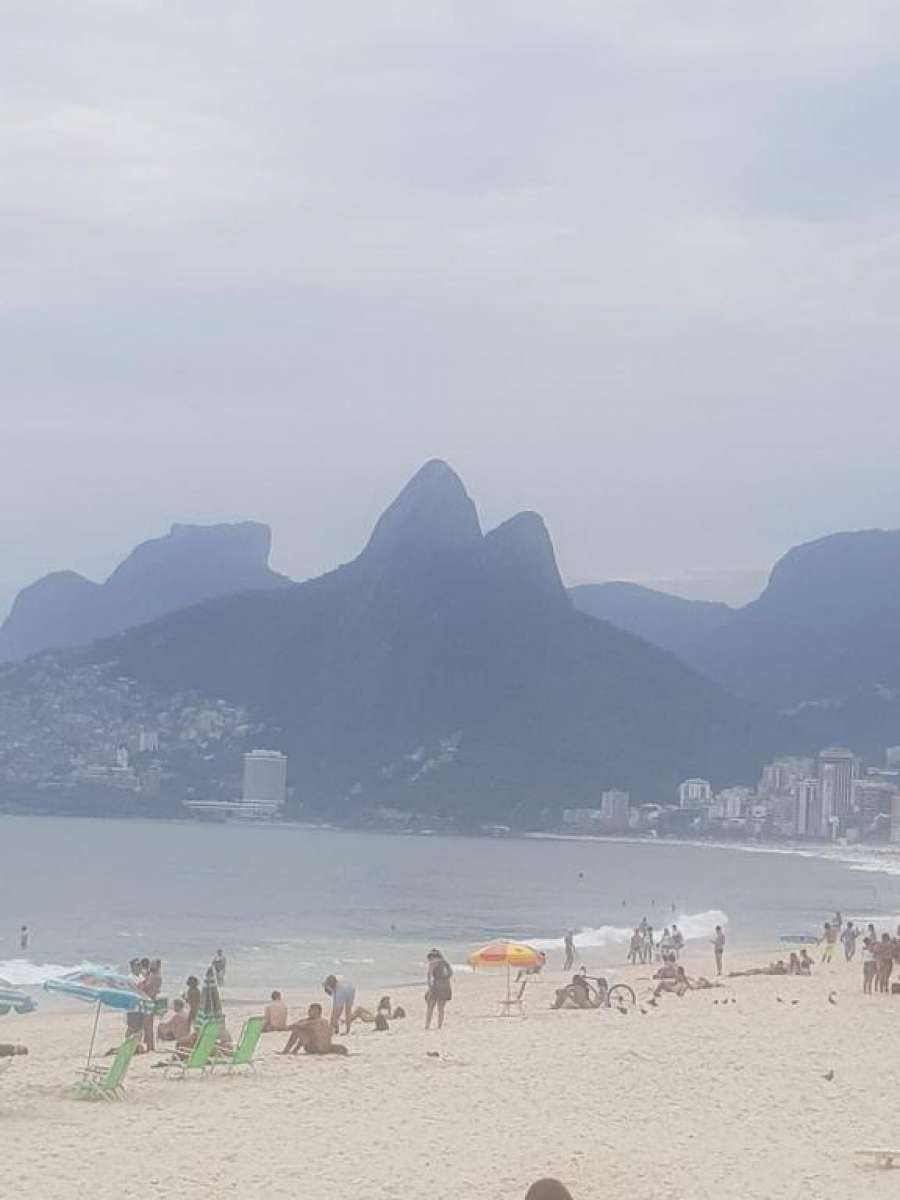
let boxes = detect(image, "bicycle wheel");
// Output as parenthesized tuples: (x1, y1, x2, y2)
(607, 983, 636, 1008)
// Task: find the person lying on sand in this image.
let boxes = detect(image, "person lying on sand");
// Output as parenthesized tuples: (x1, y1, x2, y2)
(157, 998, 191, 1042)
(262, 990, 288, 1032)
(728, 960, 789, 978)
(552, 973, 597, 1009)
(279, 1003, 349, 1056)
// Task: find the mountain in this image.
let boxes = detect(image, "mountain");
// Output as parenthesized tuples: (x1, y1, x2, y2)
(570, 582, 734, 658)
(684, 529, 900, 751)
(0, 460, 788, 823)
(0, 521, 290, 662)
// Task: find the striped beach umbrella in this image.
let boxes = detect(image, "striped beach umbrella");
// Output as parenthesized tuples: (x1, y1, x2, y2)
(468, 941, 543, 1011)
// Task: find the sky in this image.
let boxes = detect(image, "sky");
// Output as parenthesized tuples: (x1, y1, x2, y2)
(5, 1, 900, 616)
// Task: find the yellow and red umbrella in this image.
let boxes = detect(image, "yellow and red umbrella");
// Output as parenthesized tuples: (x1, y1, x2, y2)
(468, 941, 543, 970)
(468, 941, 544, 1012)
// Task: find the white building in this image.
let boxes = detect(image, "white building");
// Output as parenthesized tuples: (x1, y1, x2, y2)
(600, 789, 630, 827)
(678, 778, 712, 808)
(716, 787, 752, 820)
(242, 749, 287, 810)
(138, 729, 159, 753)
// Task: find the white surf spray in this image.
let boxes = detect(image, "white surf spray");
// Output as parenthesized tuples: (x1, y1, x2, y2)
(527, 908, 728, 953)
(0, 958, 111, 987)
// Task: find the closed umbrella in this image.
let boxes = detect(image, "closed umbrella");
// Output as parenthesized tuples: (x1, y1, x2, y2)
(44, 969, 154, 1070)
(467, 941, 543, 1012)
(199, 967, 222, 1023)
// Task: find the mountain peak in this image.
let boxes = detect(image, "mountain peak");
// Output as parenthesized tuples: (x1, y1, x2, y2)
(360, 460, 482, 565)
(482, 511, 567, 604)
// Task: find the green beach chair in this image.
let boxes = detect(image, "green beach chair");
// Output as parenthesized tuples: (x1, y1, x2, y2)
(210, 1016, 263, 1074)
(70, 1033, 141, 1101)
(165, 1018, 223, 1079)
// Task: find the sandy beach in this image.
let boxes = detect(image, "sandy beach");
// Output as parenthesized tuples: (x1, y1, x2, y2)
(3, 944, 900, 1200)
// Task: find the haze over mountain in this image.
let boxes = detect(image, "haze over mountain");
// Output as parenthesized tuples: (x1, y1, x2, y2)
(0, 522, 289, 662)
(570, 582, 734, 660)
(0, 461, 788, 823)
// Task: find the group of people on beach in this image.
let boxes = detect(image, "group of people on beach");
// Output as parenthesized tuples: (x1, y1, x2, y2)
(626, 919, 684, 966)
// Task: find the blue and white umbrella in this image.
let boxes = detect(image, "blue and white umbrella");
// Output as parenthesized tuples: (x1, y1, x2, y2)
(45, 969, 154, 1068)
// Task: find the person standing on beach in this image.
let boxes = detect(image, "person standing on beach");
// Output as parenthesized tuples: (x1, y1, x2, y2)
(820, 922, 838, 965)
(841, 921, 858, 962)
(862, 938, 877, 994)
(563, 931, 575, 971)
(141, 958, 162, 1052)
(712, 926, 725, 976)
(18, 926, 28, 953)
(425, 949, 453, 1030)
(671, 925, 684, 959)
(212, 949, 226, 987)
(323, 974, 356, 1035)
(184, 976, 202, 1027)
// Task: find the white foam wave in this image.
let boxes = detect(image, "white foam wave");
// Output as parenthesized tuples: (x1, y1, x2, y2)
(528, 909, 728, 953)
(0, 958, 110, 987)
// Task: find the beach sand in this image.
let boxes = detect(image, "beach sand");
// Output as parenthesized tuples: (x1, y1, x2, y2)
(3, 946, 899, 1200)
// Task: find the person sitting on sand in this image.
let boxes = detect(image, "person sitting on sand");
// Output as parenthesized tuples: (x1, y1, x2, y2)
(798, 949, 813, 974)
(653, 960, 678, 982)
(158, 998, 191, 1042)
(280, 1003, 349, 1056)
(654, 965, 692, 998)
(787, 953, 802, 975)
(263, 990, 288, 1033)
(552, 973, 597, 1009)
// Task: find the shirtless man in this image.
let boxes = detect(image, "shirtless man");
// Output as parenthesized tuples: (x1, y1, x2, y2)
(263, 990, 288, 1032)
(279, 1003, 349, 1055)
(157, 998, 191, 1042)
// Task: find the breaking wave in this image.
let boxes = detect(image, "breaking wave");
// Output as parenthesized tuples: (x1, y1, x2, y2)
(0, 958, 109, 987)
(528, 908, 728, 953)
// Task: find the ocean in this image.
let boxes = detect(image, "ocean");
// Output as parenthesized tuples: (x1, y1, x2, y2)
(2, 814, 900, 1001)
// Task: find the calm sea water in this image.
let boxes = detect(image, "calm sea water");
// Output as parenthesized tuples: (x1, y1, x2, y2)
(2, 815, 900, 1001)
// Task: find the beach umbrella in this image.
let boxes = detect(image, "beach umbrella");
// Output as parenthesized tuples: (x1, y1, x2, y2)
(44, 969, 154, 1070)
(199, 967, 222, 1023)
(0, 979, 36, 1015)
(467, 941, 543, 1012)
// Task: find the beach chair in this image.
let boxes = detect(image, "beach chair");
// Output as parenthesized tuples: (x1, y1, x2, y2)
(498, 978, 529, 1016)
(210, 1016, 263, 1074)
(164, 1018, 223, 1079)
(70, 1034, 140, 1101)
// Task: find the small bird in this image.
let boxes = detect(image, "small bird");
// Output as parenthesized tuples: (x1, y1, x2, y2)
(828, 992, 838, 1006)
(731, 998, 737, 1004)
(647, 997, 658, 1008)
(776, 997, 784, 1003)
(791, 999, 799, 1006)
(824, 1069, 835, 1081)
(427, 1051, 440, 1058)
(639, 1007, 647, 1015)
(713, 999, 719, 1005)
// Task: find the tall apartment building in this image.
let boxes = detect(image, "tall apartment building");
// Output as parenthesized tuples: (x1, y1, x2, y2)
(678, 778, 712, 808)
(792, 778, 821, 838)
(600, 789, 630, 829)
(242, 749, 288, 810)
(818, 747, 856, 832)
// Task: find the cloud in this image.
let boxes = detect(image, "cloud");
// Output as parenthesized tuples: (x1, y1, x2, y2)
(4, 2, 900, 613)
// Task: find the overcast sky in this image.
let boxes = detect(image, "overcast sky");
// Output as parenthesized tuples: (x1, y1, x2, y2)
(4, 1, 900, 615)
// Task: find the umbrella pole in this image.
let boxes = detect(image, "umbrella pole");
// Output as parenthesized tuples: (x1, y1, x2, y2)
(86, 999, 101, 1071)
(506, 961, 511, 1015)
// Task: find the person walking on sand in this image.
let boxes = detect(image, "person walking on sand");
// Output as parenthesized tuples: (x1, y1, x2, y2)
(425, 948, 453, 1030)
(862, 937, 877, 994)
(563, 931, 575, 972)
(841, 921, 858, 962)
(819, 922, 838, 965)
(712, 926, 725, 976)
